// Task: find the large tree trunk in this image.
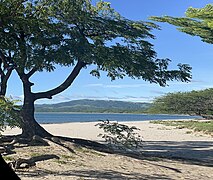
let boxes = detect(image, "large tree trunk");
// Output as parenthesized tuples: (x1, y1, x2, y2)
(18, 61, 86, 138)
(20, 99, 51, 138)
(19, 74, 52, 138)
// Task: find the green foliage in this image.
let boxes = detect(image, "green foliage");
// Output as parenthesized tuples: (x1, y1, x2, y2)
(151, 120, 213, 135)
(96, 120, 143, 151)
(150, 4, 213, 44)
(0, 0, 191, 86)
(0, 96, 21, 133)
(149, 88, 213, 117)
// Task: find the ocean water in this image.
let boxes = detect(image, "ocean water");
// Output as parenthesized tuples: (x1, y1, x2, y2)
(35, 113, 200, 124)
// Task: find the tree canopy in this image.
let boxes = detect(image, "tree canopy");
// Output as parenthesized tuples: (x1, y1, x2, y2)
(150, 4, 213, 44)
(0, 0, 192, 137)
(0, 0, 191, 89)
(149, 88, 213, 118)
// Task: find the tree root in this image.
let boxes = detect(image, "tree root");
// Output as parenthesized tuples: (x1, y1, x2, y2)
(2, 133, 112, 170)
(57, 136, 112, 153)
(48, 136, 75, 153)
(9, 154, 59, 169)
(1, 134, 111, 153)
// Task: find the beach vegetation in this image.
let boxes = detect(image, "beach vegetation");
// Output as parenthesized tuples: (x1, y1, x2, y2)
(151, 5, 213, 117)
(2, 156, 14, 162)
(96, 120, 143, 151)
(151, 120, 213, 135)
(0, 96, 21, 134)
(148, 88, 213, 118)
(0, 0, 191, 139)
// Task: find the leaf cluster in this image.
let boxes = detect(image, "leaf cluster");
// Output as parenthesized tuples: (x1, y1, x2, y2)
(0, 0, 191, 86)
(96, 120, 143, 151)
(0, 96, 21, 134)
(150, 4, 213, 44)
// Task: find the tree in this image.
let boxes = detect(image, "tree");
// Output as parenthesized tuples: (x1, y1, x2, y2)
(150, 4, 213, 44)
(0, 0, 191, 138)
(149, 88, 213, 118)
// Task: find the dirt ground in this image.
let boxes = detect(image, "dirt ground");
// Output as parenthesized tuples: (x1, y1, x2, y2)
(2, 120, 213, 180)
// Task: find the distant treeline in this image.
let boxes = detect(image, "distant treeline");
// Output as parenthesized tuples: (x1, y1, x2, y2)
(149, 88, 213, 119)
(35, 99, 151, 113)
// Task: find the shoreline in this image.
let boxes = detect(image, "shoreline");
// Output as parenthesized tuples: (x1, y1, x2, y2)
(35, 111, 200, 117)
(35, 111, 195, 115)
(34, 113, 200, 124)
(3, 119, 211, 140)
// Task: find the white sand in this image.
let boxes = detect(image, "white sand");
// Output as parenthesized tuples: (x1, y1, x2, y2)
(2, 120, 213, 180)
(3, 120, 212, 141)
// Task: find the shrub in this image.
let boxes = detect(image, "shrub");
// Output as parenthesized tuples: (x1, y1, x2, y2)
(0, 96, 21, 134)
(96, 120, 143, 151)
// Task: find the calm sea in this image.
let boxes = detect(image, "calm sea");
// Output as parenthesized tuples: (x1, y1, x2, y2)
(35, 113, 200, 124)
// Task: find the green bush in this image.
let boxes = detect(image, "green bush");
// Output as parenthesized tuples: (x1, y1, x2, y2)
(96, 120, 143, 151)
(0, 96, 21, 134)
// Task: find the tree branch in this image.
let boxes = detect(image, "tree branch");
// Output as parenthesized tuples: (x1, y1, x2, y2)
(34, 61, 86, 100)
(0, 50, 8, 69)
(0, 67, 4, 77)
(26, 67, 38, 78)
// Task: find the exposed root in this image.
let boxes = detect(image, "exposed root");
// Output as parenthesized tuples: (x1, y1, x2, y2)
(58, 136, 112, 153)
(2, 133, 111, 170)
(48, 136, 75, 153)
(29, 135, 49, 146)
(9, 154, 59, 169)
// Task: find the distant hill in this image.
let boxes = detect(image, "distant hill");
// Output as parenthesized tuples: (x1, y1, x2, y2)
(35, 99, 151, 113)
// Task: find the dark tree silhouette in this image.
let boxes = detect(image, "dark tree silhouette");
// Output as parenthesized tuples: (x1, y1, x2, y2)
(0, 154, 20, 180)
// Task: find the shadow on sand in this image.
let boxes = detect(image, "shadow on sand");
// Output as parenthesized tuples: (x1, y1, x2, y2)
(140, 140, 213, 167)
(18, 169, 172, 180)
(4, 137, 213, 179)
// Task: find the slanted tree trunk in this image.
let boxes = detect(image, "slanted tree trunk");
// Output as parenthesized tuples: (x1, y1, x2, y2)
(17, 61, 86, 138)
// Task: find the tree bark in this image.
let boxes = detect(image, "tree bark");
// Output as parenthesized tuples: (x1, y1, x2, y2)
(19, 75, 52, 138)
(0, 50, 14, 96)
(17, 60, 86, 138)
(0, 69, 13, 96)
(20, 99, 52, 138)
(34, 60, 86, 100)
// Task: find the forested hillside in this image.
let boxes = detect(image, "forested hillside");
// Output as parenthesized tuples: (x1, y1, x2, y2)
(35, 99, 151, 113)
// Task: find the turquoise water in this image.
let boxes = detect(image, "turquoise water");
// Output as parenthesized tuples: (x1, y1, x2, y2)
(35, 113, 200, 124)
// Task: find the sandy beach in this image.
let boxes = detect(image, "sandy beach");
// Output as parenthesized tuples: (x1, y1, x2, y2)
(2, 120, 213, 179)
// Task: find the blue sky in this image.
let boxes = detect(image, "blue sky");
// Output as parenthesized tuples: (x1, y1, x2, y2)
(7, 0, 213, 104)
